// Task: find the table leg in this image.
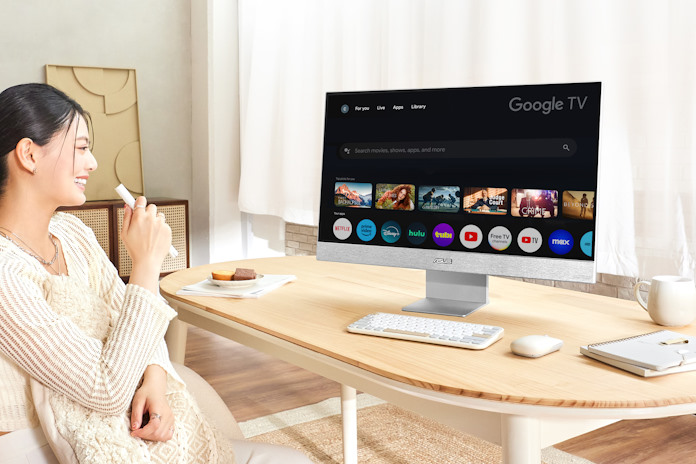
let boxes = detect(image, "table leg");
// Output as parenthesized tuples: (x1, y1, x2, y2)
(501, 414, 541, 464)
(341, 384, 358, 464)
(165, 317, 189, 364)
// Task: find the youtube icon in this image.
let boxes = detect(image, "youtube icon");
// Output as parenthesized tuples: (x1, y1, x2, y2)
(460, 225, 483, 249)
(521, 236, 531, 244)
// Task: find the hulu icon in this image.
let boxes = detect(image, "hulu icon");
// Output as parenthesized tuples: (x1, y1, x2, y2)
(407, 223, 427, 245)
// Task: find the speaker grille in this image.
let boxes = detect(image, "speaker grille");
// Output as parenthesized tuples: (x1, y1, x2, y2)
(63, 207, 111, 258)
(116, 203, 188, 277)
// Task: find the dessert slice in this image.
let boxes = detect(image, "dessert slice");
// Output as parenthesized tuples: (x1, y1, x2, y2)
(211, 270, 235, 281)
(233, 268, 257, 280)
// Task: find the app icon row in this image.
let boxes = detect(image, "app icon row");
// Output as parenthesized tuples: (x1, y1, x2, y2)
(332, 217, 593, 257)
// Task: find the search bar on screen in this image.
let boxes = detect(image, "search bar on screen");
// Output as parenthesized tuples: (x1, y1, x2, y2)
(339, 138, 577, 159)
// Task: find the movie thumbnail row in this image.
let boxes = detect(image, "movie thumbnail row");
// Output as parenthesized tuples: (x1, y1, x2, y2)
(334, 182, 595, 220)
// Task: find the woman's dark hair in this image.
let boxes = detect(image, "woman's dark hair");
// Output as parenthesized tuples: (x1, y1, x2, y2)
(0, 83, 90, 194)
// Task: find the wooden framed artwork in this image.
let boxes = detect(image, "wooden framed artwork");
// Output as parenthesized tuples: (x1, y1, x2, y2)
(46, 65, 144, 200)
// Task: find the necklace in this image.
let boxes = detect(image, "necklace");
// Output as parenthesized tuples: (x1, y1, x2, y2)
(0, 228, 61, 274)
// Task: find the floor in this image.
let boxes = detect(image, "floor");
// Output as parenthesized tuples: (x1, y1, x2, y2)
(183, 326, 696, 463)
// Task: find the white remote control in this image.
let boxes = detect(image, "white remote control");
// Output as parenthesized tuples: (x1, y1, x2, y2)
(115, 184, 178, 258)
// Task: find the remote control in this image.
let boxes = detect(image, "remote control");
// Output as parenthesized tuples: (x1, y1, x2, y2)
(115, 184, 178, 258)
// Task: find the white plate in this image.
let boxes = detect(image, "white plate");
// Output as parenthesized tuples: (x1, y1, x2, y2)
(207, 274, 263, 288)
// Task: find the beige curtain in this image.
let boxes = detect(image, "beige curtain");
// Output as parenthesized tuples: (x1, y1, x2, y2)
(237, 0, 696, 278)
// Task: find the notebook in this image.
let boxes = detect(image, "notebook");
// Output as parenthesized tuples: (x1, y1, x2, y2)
(582, 330, 696, 372)
(579, 346, 696, 377)
(176, 274, 296, 298)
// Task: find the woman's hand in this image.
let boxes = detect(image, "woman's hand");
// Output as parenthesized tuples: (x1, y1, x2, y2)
(130, 365, 175, 442)
(121, 196, 172, 294)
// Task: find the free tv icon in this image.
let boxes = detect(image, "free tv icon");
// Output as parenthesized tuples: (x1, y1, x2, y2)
(488, 226, 512, 251)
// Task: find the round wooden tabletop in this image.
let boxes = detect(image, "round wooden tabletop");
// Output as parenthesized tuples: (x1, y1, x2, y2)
(160, 256, 696, 410)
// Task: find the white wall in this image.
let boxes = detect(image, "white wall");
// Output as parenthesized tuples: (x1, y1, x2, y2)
(1, 0, 283, 264)
(0, 0, 193, 201)
(0, 0, 207, 260)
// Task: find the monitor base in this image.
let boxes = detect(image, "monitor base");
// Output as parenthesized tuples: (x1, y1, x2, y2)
(402, 270, 489, 317)
(403, 297, 487, 317)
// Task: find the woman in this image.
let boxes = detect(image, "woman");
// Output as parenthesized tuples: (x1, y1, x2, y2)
(392, 185, 414, 210)
(376, 184, 414, 210)
(0, 84, 310, 463)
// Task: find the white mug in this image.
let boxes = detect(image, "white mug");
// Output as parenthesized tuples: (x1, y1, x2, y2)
(634, 275, 696, 327)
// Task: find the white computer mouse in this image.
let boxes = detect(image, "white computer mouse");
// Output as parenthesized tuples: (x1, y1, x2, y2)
(510, 335, 563, 358)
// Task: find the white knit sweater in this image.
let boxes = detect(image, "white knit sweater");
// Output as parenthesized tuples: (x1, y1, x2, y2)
(0, 212, 179, 432)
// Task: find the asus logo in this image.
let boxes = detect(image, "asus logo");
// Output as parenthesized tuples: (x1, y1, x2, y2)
(433, 258, 452, 265)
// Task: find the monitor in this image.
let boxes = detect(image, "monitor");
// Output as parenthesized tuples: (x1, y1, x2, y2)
(316, 82, 601, 317)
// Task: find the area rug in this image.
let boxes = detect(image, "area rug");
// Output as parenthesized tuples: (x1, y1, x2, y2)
(239, 394, 595, 464)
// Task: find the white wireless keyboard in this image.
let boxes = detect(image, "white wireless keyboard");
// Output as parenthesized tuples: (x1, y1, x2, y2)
(347, 312, 504, 350)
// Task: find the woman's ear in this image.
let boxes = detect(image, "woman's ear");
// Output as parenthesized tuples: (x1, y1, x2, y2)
(14, 138, 37, 174)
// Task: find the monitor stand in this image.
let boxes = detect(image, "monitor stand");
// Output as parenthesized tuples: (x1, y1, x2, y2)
(402, 270, 489, 317)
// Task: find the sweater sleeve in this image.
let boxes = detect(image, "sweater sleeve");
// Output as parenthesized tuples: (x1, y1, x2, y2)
(0, 261, 176, 415)
(148, 339, 185, 386)
(72, 215, 185, 387)
(0, 215, 178, 416)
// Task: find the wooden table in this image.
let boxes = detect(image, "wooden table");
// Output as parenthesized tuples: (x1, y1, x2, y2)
(160, 256, 696, 464)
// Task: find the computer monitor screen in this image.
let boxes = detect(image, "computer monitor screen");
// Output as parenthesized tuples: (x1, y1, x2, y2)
(317, 82, 601, 316)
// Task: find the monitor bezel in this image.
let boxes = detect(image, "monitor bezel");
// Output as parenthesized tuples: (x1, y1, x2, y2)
(316, 82, 602, 301)
(317, 241, 596, 283)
